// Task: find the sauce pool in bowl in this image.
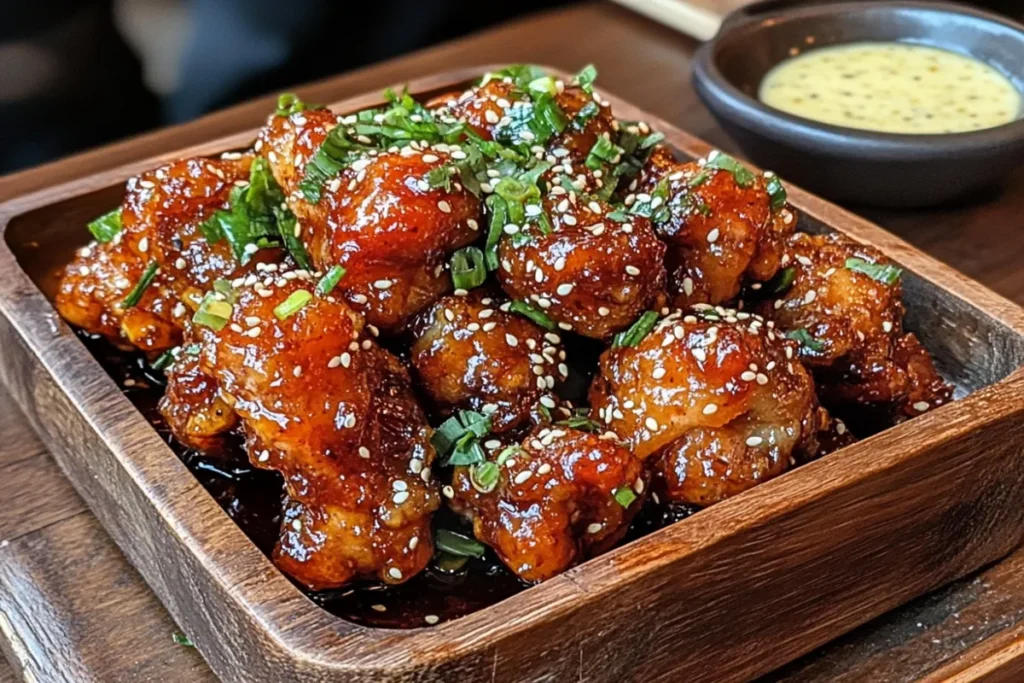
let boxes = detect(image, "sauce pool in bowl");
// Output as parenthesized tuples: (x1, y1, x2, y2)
(758, 42, 1021, 134)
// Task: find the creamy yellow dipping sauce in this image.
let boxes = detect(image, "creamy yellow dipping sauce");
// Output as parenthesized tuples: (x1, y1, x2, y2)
(759, 42, 1021, 134)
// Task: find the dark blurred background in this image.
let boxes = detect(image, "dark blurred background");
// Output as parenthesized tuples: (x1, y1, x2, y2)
(3, 0, 1021, 175)
(0, 0, 569, 174)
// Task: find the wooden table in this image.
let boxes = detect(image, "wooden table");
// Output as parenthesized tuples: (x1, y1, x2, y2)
(2, 3, 1024, 681)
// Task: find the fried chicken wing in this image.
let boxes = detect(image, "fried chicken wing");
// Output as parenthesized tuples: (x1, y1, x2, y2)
(588, 306, 823, 506)
(57, 155, 262, 351)
(258, 109, 482, 331)
(449, 426, 645, 582)
(635, 148, 795, 307)
(754, 232, 952, 419)
(161, 274, 439, 589)
(409, 292, 566, 433)
(159, 352, 237, 454)
(497, 189, 667, 339)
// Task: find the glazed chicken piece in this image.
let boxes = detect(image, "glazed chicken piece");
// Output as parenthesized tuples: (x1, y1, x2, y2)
(428, 74, 616, 164)
(754, 232, 952, 419)
(161, 274, 439, 589)
(635, 147, 795, 308)
(258, 108, 482, 331)
(57, 155, 264, 351)
(589, 306, 825, 506)
(497, 186, 667, 340)
(159, 352, 237, 454)
(449, 425, 645, 582)
(409, 292, 567, 433)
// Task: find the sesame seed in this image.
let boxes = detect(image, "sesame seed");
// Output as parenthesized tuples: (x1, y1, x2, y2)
(645, 417, 659, 431)
(393, 480, 409, 492)
(359, 446, 371, 459)
(340, 352, 352, 368)
(437, 200, 452, 213)
(598, 307, 610, 317)
(556, 283, 574, 296)
(804, 290, 817, 304)
(425, 615, 440, 625)
(374, 279, 393, 290)
(746, 436, 764, 447)
(625, 265, 640, 276)
(484, 110, 499, 124)
(586, 523, 603, 534)
(913, 401, 931, 412)
(328, 356, 342, 368)
(756, 373, 769, 385)
(291, 519, 302, 531)
(393, 491, 410, 504)
(692, 348, 707, 362)
(707, 228, 720, 243)
(703, 403, 719, 415)
(505, 333, 519, 347)
(258, 450, 270, 462)
(883, 321, 893, 333)
(442, 485, 454, 498)
(388, 568, 403, 580)
(514, 471, 532, 485)
(741, 371, 757, 381)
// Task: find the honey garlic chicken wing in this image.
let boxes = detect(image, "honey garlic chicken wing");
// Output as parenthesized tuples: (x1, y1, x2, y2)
(258, 109, 482, 331)
(636, 148, 794, 307)
(754, 232, 952, 419)
(57, 155, 261, 351)
(497, 189, 667, 340)
(169, 275, 439, 589)
(589, 306, 823, 506)
(449, 426, 645, 582)
(409, 293, 566, 433)
(159, 352, 237, 454)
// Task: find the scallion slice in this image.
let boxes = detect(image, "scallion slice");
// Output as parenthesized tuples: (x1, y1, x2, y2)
(613, 487, 637, 508)
(121, 261, 159, 309)
(508, 300, 556, 330)
(611, 310, 659, 348)
(469, 461, 500, 494)
(845, 257, 902, 285)
(768, 266, 796, 294)
(432, 410, 493, 466)
(557, 413, 601, 433)
(151, 349, 177, 372)
(87, 208, 123, 243)
(276, 92, 306, 117)
(315, 265, 346, 296)
(704, 151, 756, 188)
(787, 328, 826, 352)
(273, 290, 313, 320)
(435, 528, 486, 558)
(484, 195, 508, 271)
(572, 64, 598, 93)
(585, 135, 623, 171)
(450, 247, 487, 290)
(193, 293, 233, 331)
(765, 173, 787, 211)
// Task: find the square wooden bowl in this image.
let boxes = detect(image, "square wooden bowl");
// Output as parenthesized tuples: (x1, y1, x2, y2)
(2, 67, 1024, 682)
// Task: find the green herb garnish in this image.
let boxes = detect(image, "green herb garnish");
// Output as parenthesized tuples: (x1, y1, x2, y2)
(704, 151, 756, 188)
(585, 135, 623, 171)
(611, 311, 659, 348)
(572, 64, 598, 93)
(613, 487, 637, 508)
(765, 172, 787, 211)
(556, 410, 601, 433)
(87, 208, 122, 243)
(192, 293, 233, 331)
(469, 461, 500, 493)
(315, 265, 346, 296)
(845, 257, 902, 285)
(435, 528, 487, 558)
(121, 261, 159, 309)
(508, 300, 556, 330)
(768, 267, 796, 294)
(787, 328, 826, 353)
(450, 247, 487, 291)
(172, 633, 195, 648)
(276, 92, 306, 117)
(273, 290, 313, 320)
(151, 349, 177, 372)
(432, 410, 493, 466)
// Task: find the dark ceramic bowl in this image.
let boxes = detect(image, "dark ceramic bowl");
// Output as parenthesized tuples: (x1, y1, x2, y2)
(692, 0, 1024, 207)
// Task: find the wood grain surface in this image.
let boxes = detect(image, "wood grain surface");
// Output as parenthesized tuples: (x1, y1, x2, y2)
(2, 3, 1024, 682)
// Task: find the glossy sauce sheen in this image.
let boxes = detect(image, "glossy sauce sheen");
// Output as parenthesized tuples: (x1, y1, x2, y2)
(759, 42, 1021, 134)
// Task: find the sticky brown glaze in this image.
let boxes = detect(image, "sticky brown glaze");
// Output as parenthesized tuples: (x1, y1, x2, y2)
(166, 274, 439, 589)
(449, 426, 645, 582)
(159, 352, 237, 454)
(497, 188, 667, 340)
(588, 306, 823, 506)
(428, 78, 615, 164)
(636, 147, 795, 307)
(754, 232, 952, 419)
(408, 292, 566, 433)
(258, 109, 482, 331)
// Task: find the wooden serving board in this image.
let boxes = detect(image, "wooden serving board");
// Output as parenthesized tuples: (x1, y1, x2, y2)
(2, 66, 1024, 683)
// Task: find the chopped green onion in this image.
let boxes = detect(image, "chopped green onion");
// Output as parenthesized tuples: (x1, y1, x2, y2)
(315, 265, 346, 296)
(435, 528, 486, 558)
(425, 166, 454, 191)
(557, 414, 601, 433)
(433, 410, 493, 465)
(845, 257, 902, 285)
(613, 487, 637, 508)
(639, 131, 665, 149)
(273, 203, 312, 270)
(611, 311, 659, 348)
(585, 135, 623, 170)
(704, 151, 756, 188)
(573, 101, 600, 130)
(528, 76, 558, 95)
(212, 278, 234, 302)
(765, 173, 787, 211)
(628, 178, 671, 223)
(435, 552, 469, 573)
(494, 94, 568, 148)
(687, 170, 711, 188)
(172, 633, 195, 648)
(87, 208, 122, 243)
(273, 290, 313, 320)
(469, 461, 500, 493)
(193, 293, 233, 331)
(508, 300, 556, 330)
(448, 434, 486, 466)
(573, 64, 598, 93)
(768, 267, 796, 294)
(787, 328, 826, 353)
(151, 349, 177, 372)
(276, 92, 306, 117)
(451, 247, 487, 290)
(299, 126, 372, 203)
(496, 445, 523, 466)
(121, 261, 159, 309)
(484, 64, 548, 90)
(484, 194, 509, 271)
